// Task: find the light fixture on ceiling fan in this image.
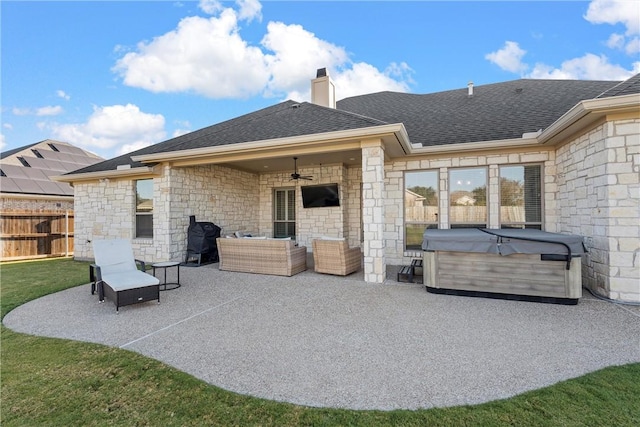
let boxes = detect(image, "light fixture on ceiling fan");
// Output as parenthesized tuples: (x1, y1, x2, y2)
(290, 157, 313, 181)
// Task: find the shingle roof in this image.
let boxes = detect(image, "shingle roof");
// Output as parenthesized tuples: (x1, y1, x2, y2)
(67, 100, 386, 175)
(597, 73, 640, 98)
(336, 79, 621, 147)
(0, 139, 103, 196)
(65, 75, 638, 176)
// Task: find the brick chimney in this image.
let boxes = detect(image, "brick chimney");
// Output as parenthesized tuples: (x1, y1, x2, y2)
(311, 68, 336, 108)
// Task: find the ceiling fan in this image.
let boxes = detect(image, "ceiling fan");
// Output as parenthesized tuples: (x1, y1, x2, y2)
(290, 157, 313, 181)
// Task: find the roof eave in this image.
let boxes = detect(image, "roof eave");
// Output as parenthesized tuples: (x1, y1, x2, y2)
(131, 124, 410, 165)
(539, 93, 640, 145)
(407, 136, 542, 155)
(52, 166, 160, 184)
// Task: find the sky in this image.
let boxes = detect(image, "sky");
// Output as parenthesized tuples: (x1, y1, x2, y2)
(2, 0, 639, 160)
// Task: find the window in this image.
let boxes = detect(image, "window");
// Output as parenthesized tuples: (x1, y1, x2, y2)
(405, 170, 439, 250)
(273, 188, 296, 238)
(135, 179, 153, 238)
(500, 165, 542, 229)
(47, 143, 60, 152)
(31, 149, 44, 158)
(18, 157, 31, 167)
(449, 168, 487, 228)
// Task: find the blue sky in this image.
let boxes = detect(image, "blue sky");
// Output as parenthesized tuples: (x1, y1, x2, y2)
(2, 0, 639, 160)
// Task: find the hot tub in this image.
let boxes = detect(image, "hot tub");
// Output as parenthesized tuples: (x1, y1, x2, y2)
(422, 229, 586, 304)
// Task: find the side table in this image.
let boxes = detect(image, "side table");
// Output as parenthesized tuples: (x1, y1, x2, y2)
(152, 261, 181, 291)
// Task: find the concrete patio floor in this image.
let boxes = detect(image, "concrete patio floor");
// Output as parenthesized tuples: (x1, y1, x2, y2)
(3, 261, 640, 410)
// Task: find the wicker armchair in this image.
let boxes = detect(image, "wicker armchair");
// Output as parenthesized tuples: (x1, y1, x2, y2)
(312, 239, 362, 276)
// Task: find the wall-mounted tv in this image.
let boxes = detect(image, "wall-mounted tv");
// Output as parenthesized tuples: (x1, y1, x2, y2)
(301, 183, 340, 208)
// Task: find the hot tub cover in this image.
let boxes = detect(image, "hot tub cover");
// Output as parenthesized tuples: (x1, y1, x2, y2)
(422, 228, 586, 256)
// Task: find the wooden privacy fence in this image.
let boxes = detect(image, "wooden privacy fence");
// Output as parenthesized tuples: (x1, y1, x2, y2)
(0, 211, 74, 261)
(406, 206, 526, 223)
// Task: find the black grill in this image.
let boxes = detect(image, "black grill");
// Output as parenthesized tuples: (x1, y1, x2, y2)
(184, 216, 221, 266)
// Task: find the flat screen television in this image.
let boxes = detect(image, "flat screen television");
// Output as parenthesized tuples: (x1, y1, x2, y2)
(301, 183, 340, 208)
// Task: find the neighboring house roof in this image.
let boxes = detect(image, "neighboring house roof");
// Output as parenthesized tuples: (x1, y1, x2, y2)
(336, 79, 620, 147)
(0, 139, 103, 197)
(62, 75, 639, 177)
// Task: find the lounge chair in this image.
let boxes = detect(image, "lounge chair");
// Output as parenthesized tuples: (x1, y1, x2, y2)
(312, 238, 362, 276)
(91, 239, 160, 313)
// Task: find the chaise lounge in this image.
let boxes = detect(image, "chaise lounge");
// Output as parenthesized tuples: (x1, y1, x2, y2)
(91, 239, 160, 312)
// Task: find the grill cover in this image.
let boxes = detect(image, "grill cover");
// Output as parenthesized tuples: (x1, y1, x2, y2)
(187, 217, 221, 263)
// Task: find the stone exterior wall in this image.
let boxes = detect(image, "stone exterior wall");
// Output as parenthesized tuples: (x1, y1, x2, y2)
(72, 117, 638, 300)
(556, 117, 640, 302)
(383, 149, 554, 266)
(258, 164, 360, 250)
(73, 164, 259, 262)
(0, 197, 73, 212)
(73, 179, 139, 260)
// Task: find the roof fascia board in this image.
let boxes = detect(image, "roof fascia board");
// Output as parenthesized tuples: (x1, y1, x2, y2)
(539, 93, 640, 145)
(52, 166, 159, 183)
(131, 124, 408, 164)
(407, 137, 542, 155)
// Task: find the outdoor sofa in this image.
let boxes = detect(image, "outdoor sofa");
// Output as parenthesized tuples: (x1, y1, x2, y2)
(216, 237, 307, 276)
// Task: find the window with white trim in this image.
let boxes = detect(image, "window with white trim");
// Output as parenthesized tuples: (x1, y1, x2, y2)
(135, 179, 153, 238)
(273, 188, 296, 239)
(404, 170, 439, 250)
(499, 165, 542, 229)
(449, 168, 487, 228)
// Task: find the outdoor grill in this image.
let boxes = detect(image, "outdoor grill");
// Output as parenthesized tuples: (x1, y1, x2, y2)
(184, 215, 221, 266)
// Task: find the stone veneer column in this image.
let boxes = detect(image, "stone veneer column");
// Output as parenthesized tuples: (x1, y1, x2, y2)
(361, 139, 385, 283)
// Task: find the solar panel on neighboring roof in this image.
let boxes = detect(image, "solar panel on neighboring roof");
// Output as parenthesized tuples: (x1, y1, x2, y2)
(0, 164, 29, 178)
(38, 180, 71, 196)
(0, 177, 22, 193)
(12, 177, 46, 194)
(21, 167, 50, 181)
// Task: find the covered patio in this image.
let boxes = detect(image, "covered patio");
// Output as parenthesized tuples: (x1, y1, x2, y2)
(4, 262, 639, 410)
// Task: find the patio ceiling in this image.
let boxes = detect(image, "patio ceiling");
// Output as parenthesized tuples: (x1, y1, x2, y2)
(216, 149, 363, 175)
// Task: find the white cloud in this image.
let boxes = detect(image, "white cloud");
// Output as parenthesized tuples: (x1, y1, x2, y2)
(12, 107, 30, 116)
(56, 90, 70, 100)
(236, 0, 262, 22)
(485, 41, 528, 74)
(606, 33, 625, 49)
(527, 53, 637, 80)
(585, 0, 640, 35)
(114, 1, 412, 102)
(624, 37, 640, 55)
(261, 21, 349, 96)
(199, 0, 222, 15)
(585, 0, 640, 56)
(113, 10, 270, 98)
(331, 62, 413, 100)
(50, 104, 166, 156)
(0, 133, 6, 151)
(3, 123, 13, 130)
(36, 105, 63, 116)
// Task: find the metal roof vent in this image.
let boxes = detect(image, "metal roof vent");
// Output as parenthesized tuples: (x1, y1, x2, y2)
(467, 81, 474, 97)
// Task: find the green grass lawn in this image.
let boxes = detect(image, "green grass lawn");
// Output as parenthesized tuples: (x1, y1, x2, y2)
(1, 258, 639, 426)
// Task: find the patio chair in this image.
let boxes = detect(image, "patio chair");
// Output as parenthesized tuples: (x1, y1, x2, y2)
(91, 239, 160, 313)
(312, 238, 362, 276)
